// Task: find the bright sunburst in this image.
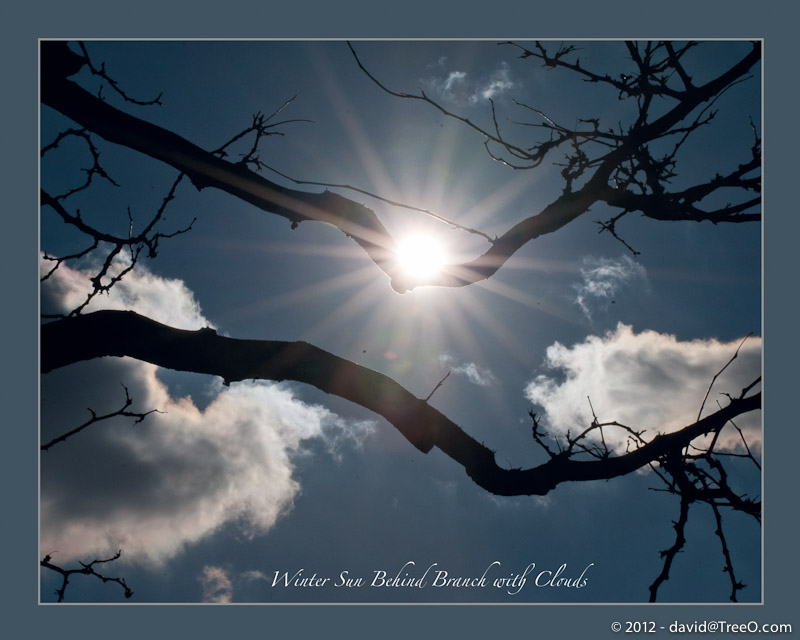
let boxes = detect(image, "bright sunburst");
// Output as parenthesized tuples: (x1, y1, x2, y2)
(396, 234, 446, 279)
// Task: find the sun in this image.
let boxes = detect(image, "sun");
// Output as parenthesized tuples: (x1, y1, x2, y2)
(396, 234, 446, 279)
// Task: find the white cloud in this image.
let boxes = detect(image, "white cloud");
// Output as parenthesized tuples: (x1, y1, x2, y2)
(40, 259, 374, 566)
(241, 570, 268, 582)
(199, 566, 233, 603)
(524, 324, 761, 454)
(421, 61, 515, 106)
(40, 251, 210, 330)
(573, 255, 648, 320)
(473, 62, 514, 102)
(438, 354, 496, 387)
(443, 70, 467, 92)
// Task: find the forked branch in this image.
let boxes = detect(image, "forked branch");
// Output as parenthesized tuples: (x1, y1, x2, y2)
(41, 382, 161, 451)
(41, 551, 133, 602)
(42, 41, 761, 294)
(41, 310, 762, 498)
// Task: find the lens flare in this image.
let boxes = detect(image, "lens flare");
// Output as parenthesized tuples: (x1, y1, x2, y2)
(396, 234, 446, 279)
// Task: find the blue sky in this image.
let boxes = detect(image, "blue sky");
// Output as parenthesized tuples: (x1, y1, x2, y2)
(40, 40, 762, 603)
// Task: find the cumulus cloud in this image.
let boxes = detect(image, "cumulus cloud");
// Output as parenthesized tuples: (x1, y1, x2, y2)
(572, 255, 648, 320)
(525, 324, 761, 454)
(421, 60, 515, 106)
(40, 258, 374, 566)
(40, 252, 210, 330)
(438, 354, 496, 387)
(199, 566, 233, 603)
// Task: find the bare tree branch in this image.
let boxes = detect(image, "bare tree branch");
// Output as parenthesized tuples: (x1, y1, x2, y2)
(698, 334, 753, 421)
(77, 41, 163, 106)
(41, 550, 133, 602)
(41, 382, 161, 451)
(259, 163, 496, 243)
(709, 489, 746, 602)
(42, 41, 761, 294)
(425, 370, 451, 402)
(41, 171, 195, 318)
(41, 41, 406, 289)
(41, 310, 761, 498)
(649, 493, 691, 602)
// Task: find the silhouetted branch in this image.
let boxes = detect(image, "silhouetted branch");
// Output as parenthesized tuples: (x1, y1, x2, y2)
(725, 417, 761, 471)
(425, 370, 451, 402)
(41, 171, 195, 318)
(347, 40, 760, 289)
(41, 310, 761, 498)
(595, 211, 641, 256)
(41, 550, 133, 602)
(40, 241, 100, 282)
(41, 382, 161, 451)
(529, 409, 558, 458)
(43, 41, 760, 294)
(502, 41, 693, 101)
(709, 499, 746, 602)
(640, 339, 762, 601)
(210, 97, 314, 171)
(698, 334, 753, 421)
(529, 397, 648, 461)
(523, 343, 760, 602)
(41, 86, 313, 316)
(77, 41, 163, 106)
(40, 127, 119, 199)
(649, 493, 691, 602)
(348, 42, 535, 162)
(260, 163, 495, 243)
(41, 41, 407, 287)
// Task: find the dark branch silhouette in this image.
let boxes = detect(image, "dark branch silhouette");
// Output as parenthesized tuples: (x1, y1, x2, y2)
(41, 382, 161, 452)
(40, 146, 194, 317)
(41, 551, 133, 603)
(41, 41, 405, 290)
(648, 492, 691, 601)
(643, 353, 762, 602)
(348, 40, 761, 289)
(76, 41, 163, 106)
(41, 41, 760, 294)
(41, 310, 761, 499)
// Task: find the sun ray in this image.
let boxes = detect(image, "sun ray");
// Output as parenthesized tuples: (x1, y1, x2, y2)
(396, 233, 447, 280)
(474, 276, 584, 327)
(442, 286, 535, 370)
(218, 262, 377, 327)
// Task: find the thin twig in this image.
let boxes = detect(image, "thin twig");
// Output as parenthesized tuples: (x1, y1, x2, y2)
(41, 550, 133, 602)
(709, 493, 745, 602)
(698, 334, 753, 421)
(41, 383, 161, 451)
(649, 494, 691, 602)
(425, 371, 451, 402)
(261, 163, 495, 243)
